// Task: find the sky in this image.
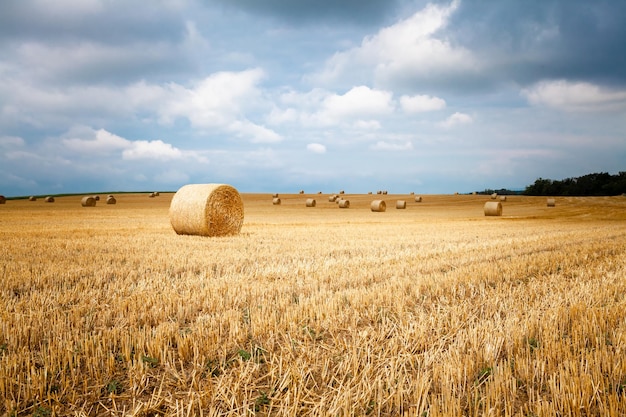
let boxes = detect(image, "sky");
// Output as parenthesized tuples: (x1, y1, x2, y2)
(1, 0, 625, 196)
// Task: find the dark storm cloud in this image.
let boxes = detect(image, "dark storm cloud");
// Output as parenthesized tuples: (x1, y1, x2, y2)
(210, 0, 424, 26)
(441, 0, 626, 86)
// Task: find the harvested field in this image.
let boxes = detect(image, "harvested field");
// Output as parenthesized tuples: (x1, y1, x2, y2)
(1, 193, 626, 416)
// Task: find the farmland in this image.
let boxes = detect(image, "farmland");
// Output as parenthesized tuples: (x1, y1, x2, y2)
(1, 193, 626, 416)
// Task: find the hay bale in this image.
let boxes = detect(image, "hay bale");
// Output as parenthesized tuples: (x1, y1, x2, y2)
(382, 190, 388, 195)
(415, 196, 422, 202)
(329, 195, 338, 202)
(44, 196, 55, 203)
(396, 200, 406, 209)
(306, 198, 316, 207)
(149, 192, 156, 198)
(339, 190, 345, 194)
(484, 201, 502, 216)
(547, 198, 556, 207)
(272, 197, 281, 205)
(299, 190, 304, 194)
(81, 196, 97, 207)
(154, 192, 160, 196)
(29, 196, 37, 201)
(368, 191, 373, 194)
(0, 195, 5, 204)
(338, 199, 350, 208)
(106, 196, 117, 205)
(272, 193, 279, 198)
(491, 193, 498, 199)
(169, 184, 244, 237)
(94, 195, 100, 201)
(376, 190, 382, 195)
(499, 196, 507, 201)
(371, 200, 386, 212)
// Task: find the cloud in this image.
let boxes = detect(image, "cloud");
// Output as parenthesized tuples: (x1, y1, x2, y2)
(0, 135, 25, 148)
(522, 80, 626, 112)
(370, 140, 413, 151)
(400, 94, 446, 113)
(63, 128, 130, 153)
(307, 143, 327, 154)
(309, 0, 479, 90)
(440, 112, 473, 128)
(228, 120, 283, 143)
(122, 140, 183, 160)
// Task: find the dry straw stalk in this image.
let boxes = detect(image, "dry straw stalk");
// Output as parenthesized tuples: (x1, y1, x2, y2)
(169, 183, 244, 237)
(371, 200, 386, 212)
(484, 201, 503, 216)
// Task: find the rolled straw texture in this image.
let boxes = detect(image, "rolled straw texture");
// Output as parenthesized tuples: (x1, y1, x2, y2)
(484, 201, 502, 216)
(338, 199, 350, 208)
(106, 196, 117, 205)
(81, 196, 97, 207)
(415, 196, 422, 202)
(500, 196, 507, 201)
(45, 196, 55, 203)
(371, 200, 386, 212)
(29, 196, 37, 201)
(272, 197, 281, 205)
(547, 198, 556, 207)
(306, 198, 316, 207)
(169, 184, 244, 237)
(491, 193, 498, 199)
(396, 200, 406, 209)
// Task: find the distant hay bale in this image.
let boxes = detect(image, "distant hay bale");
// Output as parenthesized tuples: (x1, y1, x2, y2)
(106, 196, 117, 205)
(329, 195, 337, 202)
(94, 195, 100, 201)
(339, 190, 345, 194)
(396, 200, 406, 209)
(484, 201, 502, 216)
(0, 195, 5, 204)
(410, 192, 414, 195)
(371, 200, 386, 212)
(376, 190, 382, 195)
(149, 192, 156, 198)
(169, 184, 244, 237)
(272, 193, 279, 198)
(382, 190, 388, 195)
(368, 191, 372, 194)
(499, 196, 507, 201)
(272, 197, 281, 205)
(154, 192, 160, 196)
(491, 193, 498, 199)
(415, 196, 422, 202)
(299, 190, 304, 194)
(44, 196, 55, 203)
(29, 196, 37, 201)
(81, 196, 97, 207)
(547, 198, 556, 207)
(338, 199, 350, 208)
(306, 198, 316, 207)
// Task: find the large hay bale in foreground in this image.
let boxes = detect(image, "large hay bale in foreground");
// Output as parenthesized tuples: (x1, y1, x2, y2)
(169, 184, 244, 237)
(371, 200, 386, 212)
(484, 201, 502, 216)
(81, 196, 97, 207)
(547, 198, 556, 207)
(306, 198, 316, 207)
(396, 200, 406, 209)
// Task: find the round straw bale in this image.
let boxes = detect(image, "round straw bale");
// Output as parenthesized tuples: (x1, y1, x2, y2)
(169, 184, 244, 237)
(329, 195, 337, 202)
(499, 196, 507, 201)
(339, 190, 345, 194)
(368, 191, 373, 194)
(382, 190, 388, 195)
(484, 201, 502, 216)
(154, 192, 160, 196)
(149, 192, 156, 198)
(272, 197, 281, 205)
(106, 196, 117, 205)
(29, 196, 37, 201)
(338, 199, 350, 208)
(415, 196, 422, 202)
(81, 196, 97, 207)
(376, 190, 382, 194)
(410, 192, 415, 195)
(547, 198, 556, 207)
(272, 193, 279, 198)
(371, 200, 386, 212)
(0, 195, 6, 204)
(306, 198, 316, 207)
(94, 195, 100, 201)
(299, 190, 304, 194)
(45, 196, 55, 203)
(491, 193, 498, 199)
(396, 200, 406, 209)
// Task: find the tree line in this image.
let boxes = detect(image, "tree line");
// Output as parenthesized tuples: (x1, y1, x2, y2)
(523, 172, 626, 196)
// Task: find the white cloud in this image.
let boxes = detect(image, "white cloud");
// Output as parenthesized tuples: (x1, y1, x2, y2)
(63, 128, 130, 153)
(228, 120, 283, 143)
(0, 136, 25, 148)
(310, 0, 477, 88)
(122, 140, 183, 160)
(522, 80, 626, 112)
(307, 143, 327, 154)
(400, 94, 446, 113)
(370, 140, 413, 151)
(440, 112, 473, 127)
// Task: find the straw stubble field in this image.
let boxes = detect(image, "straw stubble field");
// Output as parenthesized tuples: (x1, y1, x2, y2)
(1, 193, 626, 416)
